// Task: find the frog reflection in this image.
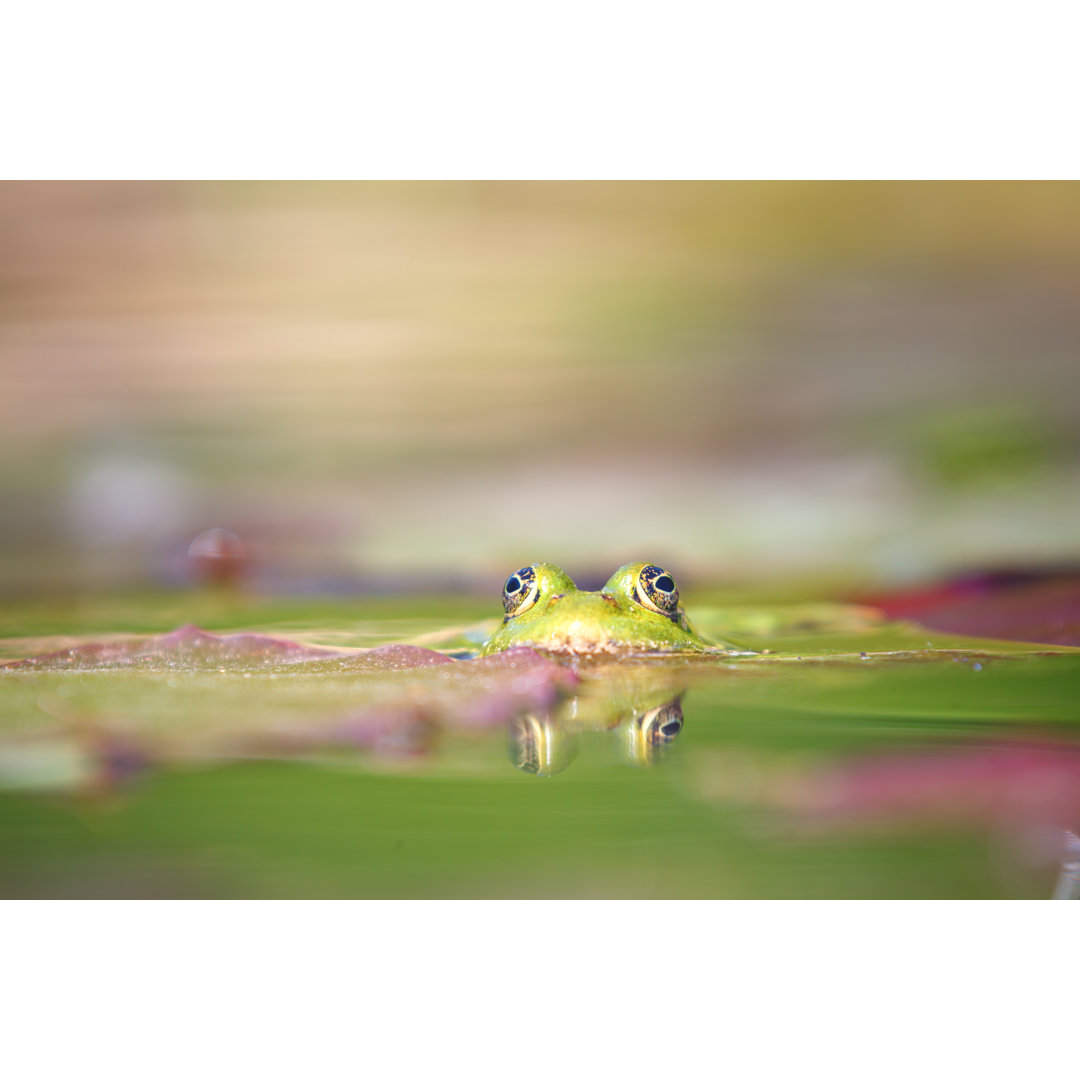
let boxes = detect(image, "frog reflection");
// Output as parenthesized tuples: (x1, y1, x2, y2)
(508, 693, 687, 776)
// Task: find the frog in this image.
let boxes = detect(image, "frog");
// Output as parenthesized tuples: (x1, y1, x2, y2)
(478, 561, 743, 656)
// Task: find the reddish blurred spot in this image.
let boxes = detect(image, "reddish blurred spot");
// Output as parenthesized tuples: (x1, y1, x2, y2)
(856, 573, 1080, 646)
(187, 527, 247, 587)
(794, 741, 1080, 834)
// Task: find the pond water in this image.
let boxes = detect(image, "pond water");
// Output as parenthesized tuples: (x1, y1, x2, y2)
(1, 597, 1078, 898)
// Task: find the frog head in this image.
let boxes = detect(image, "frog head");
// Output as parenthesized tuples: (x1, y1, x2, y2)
(479, 562, 722, 656)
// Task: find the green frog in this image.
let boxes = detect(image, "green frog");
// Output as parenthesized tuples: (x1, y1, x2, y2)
(479, 562, 743, 656)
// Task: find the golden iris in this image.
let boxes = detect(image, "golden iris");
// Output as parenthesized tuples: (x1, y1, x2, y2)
(502, 565, 539, 616)
(634, 564, 679, 616)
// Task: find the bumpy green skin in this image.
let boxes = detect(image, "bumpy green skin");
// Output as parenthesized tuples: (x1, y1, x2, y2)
(479, 562, 726, 657)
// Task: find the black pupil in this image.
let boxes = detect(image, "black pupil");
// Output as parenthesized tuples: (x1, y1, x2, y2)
(660, 720, 682, 736)
(655, 575, 675, 593)
(505, 576, 522, 595)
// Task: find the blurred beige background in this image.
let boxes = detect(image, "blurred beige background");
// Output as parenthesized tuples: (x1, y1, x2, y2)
(2, 181, 1079, 595)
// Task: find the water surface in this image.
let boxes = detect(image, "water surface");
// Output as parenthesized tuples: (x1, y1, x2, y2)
(1, 599, 1078, 898)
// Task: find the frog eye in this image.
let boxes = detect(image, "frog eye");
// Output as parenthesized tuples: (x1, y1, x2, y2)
(634, 564, 680, 617)
(641, 700, 684, 749)
(502, 565, 539, 616)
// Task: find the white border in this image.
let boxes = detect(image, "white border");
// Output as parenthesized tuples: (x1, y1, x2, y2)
(4, 3, 1079, 178)
(3, 902, 1076, 1078)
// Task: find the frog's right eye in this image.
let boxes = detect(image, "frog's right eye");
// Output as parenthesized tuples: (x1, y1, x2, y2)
(502, 565, 539, 616)
(634, 564, 680, 618)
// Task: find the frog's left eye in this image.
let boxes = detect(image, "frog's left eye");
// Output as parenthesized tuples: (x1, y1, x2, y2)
(634, 564, 680, 617)
(503, 565, 539, 616)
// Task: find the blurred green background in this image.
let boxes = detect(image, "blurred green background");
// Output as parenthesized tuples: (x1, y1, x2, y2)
(2, 181, 1079, 601)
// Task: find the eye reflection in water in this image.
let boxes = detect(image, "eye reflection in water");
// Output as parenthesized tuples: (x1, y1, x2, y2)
(508, 714, 580, 776)
(508, 690, 686, 776)
(625, 697, 685, 766)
